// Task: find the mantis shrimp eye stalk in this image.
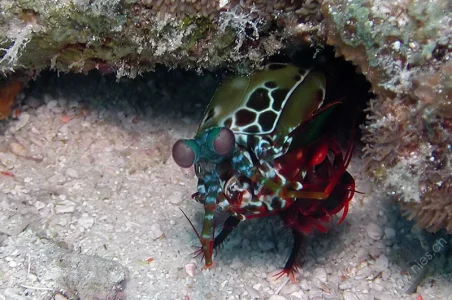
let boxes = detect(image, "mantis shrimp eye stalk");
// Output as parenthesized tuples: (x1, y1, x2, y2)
(172, 139, 196, 168)
(212, 127, 235, 156)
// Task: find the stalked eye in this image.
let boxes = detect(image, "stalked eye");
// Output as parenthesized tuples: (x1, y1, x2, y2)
(172, 140, 195, 168)
(213, 127, 235, 156)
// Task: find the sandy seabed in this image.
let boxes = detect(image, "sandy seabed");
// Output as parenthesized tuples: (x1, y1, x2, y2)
(0, 70, 451, 300)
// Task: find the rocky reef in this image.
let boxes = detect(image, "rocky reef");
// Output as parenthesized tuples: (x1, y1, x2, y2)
(0, 0, 323, 76)
(322, 0, 452, 234)
(1, 0, 451, 233)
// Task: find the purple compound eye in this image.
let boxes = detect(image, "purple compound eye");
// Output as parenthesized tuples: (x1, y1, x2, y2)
(213, 128, 235, 156)
(172, 140, 195, 168)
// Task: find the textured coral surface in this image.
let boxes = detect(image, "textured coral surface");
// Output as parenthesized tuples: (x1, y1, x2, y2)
(321, 0, 452, 233)
(0, 0, 322, 76)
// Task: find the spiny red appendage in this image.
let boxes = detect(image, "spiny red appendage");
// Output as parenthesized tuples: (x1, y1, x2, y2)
(274, 267, 299, 283)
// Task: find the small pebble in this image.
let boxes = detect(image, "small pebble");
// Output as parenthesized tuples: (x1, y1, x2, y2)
(268, 295, 287, 300)
(299, 278, 311, 291)
(313, 267, 327, 283)
(0, 152, 16, 169)
(149, 223, 163, 240)
(65, 168, 79, 179)
(220, 280, 228, 289)
(78, 214, 95, 229)
(57, 216, 69, 226)
(343, 291, 360, 300)
(48, 101, 63, 113)
(382, 269, 391, 280)
(280, 283, 298, 295)
(366, 222, 383, 240)
(55, 200, 76, 214)
(8, 260, 18, 268)
(25, 96, 42, 108)
(34, 201, 46, 210)
(46, 99, 58, 108)
(68, 100, 80, 108)
(369, 245, 383, 259)
(27, 273, 38, 282)
(355, 266, 372, 280)
(356, 248, 368, 260)
(257, 239, 274, 252)
(307, 289, 323, 298)
(245, 286, 261, 299)
(230, 257, 243, 270)
(81, 121, 91, 128)
(54, 294, 68, 300)
(369, 282, 384, 292)
(289, 291, 305, 299)
(339, 280, 354, 290)
(373, 293, 393, 300)
(58, 124, 69, 135)
(169, 191, 183, 204)
(9, 142, 28, 157)
(97, 187, 112, 200)
(58, 98, 67, 108)
(316, 256, 326, 263)
(50, 106, 64, 114)
(375, 254, 389, 272)
(384, 227, 396, 239)
(12, 112, 30, 132)
(185, 262, 196, 277)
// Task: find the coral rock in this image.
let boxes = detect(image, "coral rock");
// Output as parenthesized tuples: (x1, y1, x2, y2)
(322, 0, 452, 233)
